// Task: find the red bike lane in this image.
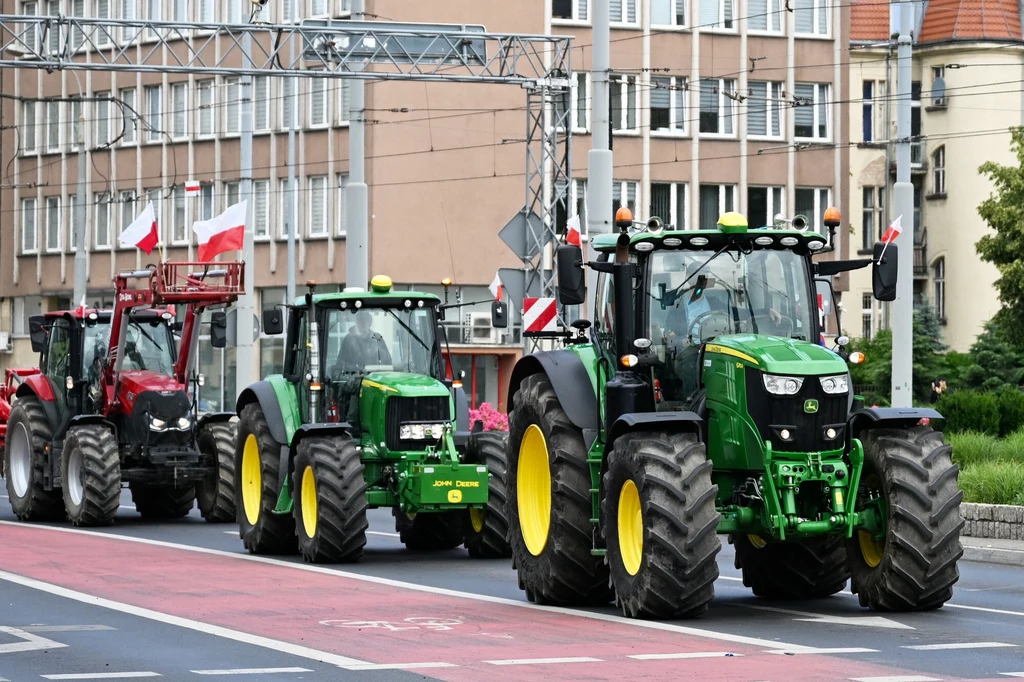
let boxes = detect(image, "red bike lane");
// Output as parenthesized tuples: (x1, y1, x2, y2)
(0, 522, 952, 681)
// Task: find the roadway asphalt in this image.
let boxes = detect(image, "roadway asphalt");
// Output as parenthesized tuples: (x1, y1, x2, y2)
(1, 484, 1023, 682)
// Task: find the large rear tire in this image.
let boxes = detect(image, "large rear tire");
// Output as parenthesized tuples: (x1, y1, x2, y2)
(506, 373, 612, 606)
(292, 434, 368, 563)
(4, 396, 64, 521)
(61, 425, 121, 527)
(848, 425, 963, 611)
(196, 420, 237, 522)
(463, 430, 512, 558)
(235, 402, 297, 555)
(731, 534, 849, 599)
(602, 430, 721, 619)
(395, 510, 465, 551)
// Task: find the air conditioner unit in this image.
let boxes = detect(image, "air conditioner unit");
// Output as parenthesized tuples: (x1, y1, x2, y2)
(466, 312, 497, 344)
(0, 332, 10, 353)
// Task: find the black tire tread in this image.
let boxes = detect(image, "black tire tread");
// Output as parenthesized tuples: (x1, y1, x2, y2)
(235, 402, 297, 555)
(62, 424, 121, 527)
(196, 420, 237, 522)
(731, 534, 849, 599)
(463, 430, 513, 558)
(4, 396, 64, 521)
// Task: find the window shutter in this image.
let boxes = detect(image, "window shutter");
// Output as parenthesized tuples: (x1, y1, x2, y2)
(795, 0, 813, 32)
(723, 0, 733, 21)
(748, 0, 767, 29)
(626, 0, 636, 22)
(699, 0, 719, 25)
(255, 77, 269, 129)
(255, 181, 268, 237)
(651, 0, 671, 24)
(747, 82, 767, 135)
(337, 174, 348, 235)
(227, 80, 239, 133)
(673, 83, 686, 128)
(339, 79, 350, 122)
(794, 83, 814, 133)
(650, 78, 670, 110)
(610, 0, 622, 20)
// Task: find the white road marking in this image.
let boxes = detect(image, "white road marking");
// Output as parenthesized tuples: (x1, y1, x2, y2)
(999, 673, 1024, 678)
(366, 531, 401, 538)
(628, 652, 742, 660)
(191, 668, 312, 675)
(41, 674, 161, 680)
(768, 647, 879, 655)
(344, 663, 458, 670)
(484, 657, 602, 665)
(222, 531, 237, 535)
(0, 521, 821, 652)
(900, 641, 1016, 650)
(946, 603, 1024, 618)
(849, 677, 942, 682)
(0, 571, 371, 670)
(740, 604, 913, 630)
(0, 626, 68, 654)
(17, 625, 115, 632)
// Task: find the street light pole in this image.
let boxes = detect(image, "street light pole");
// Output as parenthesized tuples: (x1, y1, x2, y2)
(74, 103, 87, 306)
(286, 7, 297, 305)
(345, 0, 368, 291)
(235, 27, 256, 396)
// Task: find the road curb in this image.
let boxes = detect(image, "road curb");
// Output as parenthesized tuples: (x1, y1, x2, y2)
(962, 541, 1024, 567)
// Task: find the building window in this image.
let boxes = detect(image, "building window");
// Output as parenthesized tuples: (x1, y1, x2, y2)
(21, 101, 36, 153)
(69, 99, 83, 151)
(336, 79, 351, 126)
(95, 0, 111, 45)
(649, 182, 687, 230)
(862, 81, 874, 142)
(699, 78, 735, 135)
(147, 0, 161, 36)
(172, 186, 187, 243)
(46, 100, 60, 151)
(171, 82, 188, 138)
(46, 0, 59, 53)
(144, 85, 162, 142)
(610, 0, 638, 24)
(795, 187, 832, 235)
(278, 177, 295, 239)
(68, 194, 79, 250)
(651, 0, 686, 26)
(225, 78, 240, 134)
(197, 79, 215, 136)
(146, 189, 162, 243)
(22, 1, 38, 53)
(570, 178, 587, 234)
(281, 77, 296, 129)
(119, 87, 137, 144)
(651, 76, 687, 135)
(794, 83, 830, 140)
(95, 193, 111, 249)
(570, 72, 589, 131)
(699, 184, 736, 229)
(309, 78, 327, 127)
(794, 0, 828, 35)
(173, 0, 186, 21)
(254, 76, 270, 131)
(199, 0, 214, 22)
(931, 65, 946, 106)
(119, 190, 136, 244)
(226, 0, 243, 23)
(933, 257, 945, 320)
(308, 175, 327, 237)
(93, 94, 110, 147)
(225, 181, 240, 209)
(254, 179, 269, 239)
(22, 198, 37, 254)
(748, 0, 782, 31)
(932, 146, 945, 195)
(200, 184, 214, 220)
(610, 74, 638, 133)
(336, 173, 348, 237)
(861, 292, 873, 339)
(552, 0, 588, 21)
(45, 196, 61, 252)
(310, 0, 328, 16)
(747, 81, 783, 138)
(862, 186, 884, 250)
(613, 180, 639, 218)
(699, 0, 734, 29)
(747, 186, 784, 229)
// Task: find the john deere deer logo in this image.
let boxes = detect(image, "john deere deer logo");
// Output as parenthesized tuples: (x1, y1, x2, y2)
(804, 399, 819, 414)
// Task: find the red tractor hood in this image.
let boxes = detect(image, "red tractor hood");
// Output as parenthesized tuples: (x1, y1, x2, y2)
(115, 371, 187, 412)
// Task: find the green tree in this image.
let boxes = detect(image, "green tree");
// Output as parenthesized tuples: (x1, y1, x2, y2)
(956, 317, 1024, 392)
(977, 126, 1024, 336)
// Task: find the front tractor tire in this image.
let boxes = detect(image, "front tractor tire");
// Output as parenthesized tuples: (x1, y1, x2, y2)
(235, 403, 297, 555)
(292, 434, 368, 563)
(848, 425, 964, 611)
(506, 373, 612, 606)
(4, 396, 64, 521)
(129, 483, 195, 519)
(602, 430, 721, 619)
(61, 425, 122, 527)
(463, 430, 513, 559)
(731, 534, 849, 600)
(196, 420, 237, 523)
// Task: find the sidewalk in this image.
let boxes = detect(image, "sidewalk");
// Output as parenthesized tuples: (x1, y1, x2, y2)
(962, 536, 1024, 567)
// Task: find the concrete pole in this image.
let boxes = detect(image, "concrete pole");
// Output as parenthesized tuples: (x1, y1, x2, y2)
(74, 105, 87, 306)
(235, 29, 256, 396)
(588, 0, 612, 238)
(345, 0, 368, 291)
(286, 11, 297, 305)
(890, 0, 914, 407)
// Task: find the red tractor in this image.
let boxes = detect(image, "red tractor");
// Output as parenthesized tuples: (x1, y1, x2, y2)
(1, 261, 244, 527)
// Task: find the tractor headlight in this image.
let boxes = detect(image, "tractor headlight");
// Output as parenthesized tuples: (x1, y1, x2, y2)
(399, 423, 445, 440)
(149, 416, 167, 431)
(763, 374, 804, 396)
(175, 415, 192, 430)
(819, 374, 850, 394)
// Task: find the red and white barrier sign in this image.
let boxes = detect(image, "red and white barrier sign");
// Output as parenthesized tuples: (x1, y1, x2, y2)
(523, 297, 557, 333)
(185, 180, 201, 196)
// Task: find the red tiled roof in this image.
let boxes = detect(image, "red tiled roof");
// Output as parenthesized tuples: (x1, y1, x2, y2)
(851, 0, 891, 42)
(918, 0, 1023, 42)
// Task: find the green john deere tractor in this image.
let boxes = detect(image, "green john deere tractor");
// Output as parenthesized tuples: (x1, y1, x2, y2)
(232, 275, 512, 563)
(504, 206, 963, 620)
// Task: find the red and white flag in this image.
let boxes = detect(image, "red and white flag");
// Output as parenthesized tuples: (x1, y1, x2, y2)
(489, 272, 503, 301)
(118, 201, 159, 254)
(566, 214, 582, 246)
(193, 200, 246, 262)
(185, 180, 200, 196)
(881, 215, 903, 244)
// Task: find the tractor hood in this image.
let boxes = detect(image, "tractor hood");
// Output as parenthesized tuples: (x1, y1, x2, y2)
(360, 371, 451, 398)
(705, 335, 848, 376)
(117, 370, 184, 397)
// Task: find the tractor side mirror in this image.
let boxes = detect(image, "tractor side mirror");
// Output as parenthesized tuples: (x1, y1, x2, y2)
(28, 314, 47, 353)
(262, 307, 284, 336)
(171, 320, 184, 333)
(555, 243, 586, 306)
(210, 311, 228, 349)
(491, 299, 508, 329)
(872, 242, 898, 302)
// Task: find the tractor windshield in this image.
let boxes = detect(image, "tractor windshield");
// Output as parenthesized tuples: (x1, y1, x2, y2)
(83, 317, 176, 378)
(324, 305, 441, 378)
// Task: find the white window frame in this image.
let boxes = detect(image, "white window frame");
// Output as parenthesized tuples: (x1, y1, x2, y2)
(199, 0, 215, 23)
(94, 94, 110, 148)
(698, 78, 736, 137)
(746, 81, 784, 139)
(119, 190, 137, 249)
(610, 74, 639, 134)
(144, 84, 162, 143)
(173, 0, 186, 22)
(699, 0, 735, 31)
(224, 78, 240, 135)
(651, 0, 687, 28)
(46, 0, 59, 54)
(649, 181, 688, 230)
(45, 195, 61, 252)
(171, 82, 188, 139)
(793, 83, 831, 141)
(861, 292, 874, 339)
(613, 180, 640, 217)
(225, 181, 240, 211)
(336, 172, 348, 238)
(95, 0, 111, 46)
(650, 76, 688, 137)
(932, 146, 945, 195)
(933, 257, 945, 320)
(308, 78, 328, 128)
(795, 186, 832, 236)
(307, 175, 328, 238)
(278, 176, 296, 240)
(146, 0, 161, 38)
(699, 184, 738, 229)
(200, 184, 214, 221)
(254, 76, 270, 131)
(253, 179, 270, 240)
(70, 0, 85, 53)
(22, 197, 37, 254)
(280, 77, 297, 130)
(337, 79, 351, 126)
(226, 0, 243, 23)
(21, 100, 37, 153)
(747, 185, 785, 228)
(22, 1, 39, 54)
(609, 0, 639, 26)
(145, 189, 162, 248)
(570, 72, 590, 133)
(748, 0, 782, 32)
(552, 0, 589, 23)
(69, 99, 83, 152)
(310, 0, 328, 17)
(46, 100, 60, 152)
(569, 178, 588, 233)
(94, 192, 111, 249)
(794, 0, 830, 37)
(119, 87, 137, 145)
(171, 186, 188, 244)
(197, 79, 215, 137)
(120, 0, 136, 44)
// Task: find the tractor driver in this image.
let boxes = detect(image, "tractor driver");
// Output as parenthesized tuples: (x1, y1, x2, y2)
(331, 310, 393, 430)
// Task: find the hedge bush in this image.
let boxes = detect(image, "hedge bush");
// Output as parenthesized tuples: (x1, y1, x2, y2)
(935, 389, 999, 435)
(999, 388, 1024, 437)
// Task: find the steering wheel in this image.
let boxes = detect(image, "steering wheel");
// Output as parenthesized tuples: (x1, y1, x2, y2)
(753, 312, 795, 337)
(688, 310, 733, 343)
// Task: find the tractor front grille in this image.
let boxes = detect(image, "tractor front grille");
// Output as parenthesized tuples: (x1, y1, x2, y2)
(745, 367, 848, 453)
(384, 396, 452, 451)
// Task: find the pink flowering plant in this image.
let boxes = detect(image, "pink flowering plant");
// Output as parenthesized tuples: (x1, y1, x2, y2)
(469, 402, 509, 432)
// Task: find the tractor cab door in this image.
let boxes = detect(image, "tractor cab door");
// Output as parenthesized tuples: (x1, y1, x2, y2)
(283, 308, 313, 424)
(41, 318, 73, 419)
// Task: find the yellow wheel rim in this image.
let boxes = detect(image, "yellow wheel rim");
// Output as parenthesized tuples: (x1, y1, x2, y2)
(301, 465, 318, 539)
(858, 530, 884, 568)
(748, 534, 768, 549)
(241, 434, 262, 526)
(469, 507, 486, 533)
(517, 424, 552, 556)
(617, 479, 643, 576)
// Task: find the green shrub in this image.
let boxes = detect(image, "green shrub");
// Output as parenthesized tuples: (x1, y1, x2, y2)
(935, 389, 1000, 436)
(949, 431, 1000, 469)
(999, 389, 1024, 437)
(997, 429, 1024, 463)
(958, 460, 1024, 506)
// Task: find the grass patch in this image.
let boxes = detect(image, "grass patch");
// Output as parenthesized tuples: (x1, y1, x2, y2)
(997, 429, 1024, 463)
(949, 431, 1001, 469)
(959, 460, 1024, 506)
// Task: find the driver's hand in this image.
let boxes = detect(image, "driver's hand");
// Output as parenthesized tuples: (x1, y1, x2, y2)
(769, 308, 781, 323)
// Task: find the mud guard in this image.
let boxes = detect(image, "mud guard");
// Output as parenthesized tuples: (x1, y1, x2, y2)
(848, 406, 943, 440)
(285, 422, 354, 479)
(605, 411, 704, 453)
(197, 411, 235, 432)
(507, 351, 599, 431)
(236, 382, 288, 446)
(15, 380, 60, 436)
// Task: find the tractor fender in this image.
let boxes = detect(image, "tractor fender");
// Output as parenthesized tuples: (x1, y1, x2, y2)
(848, 406, 943, 440)
(196, 411, 236, 432)
(236, 382, 288, 446)
(67, 414, 116, 434)
(15, 379, 60, 436)
(605, 411, 704, 453)
(452, 384, 471, 452)
(287, 423, 355, 478)
(507, 351, 599, 431)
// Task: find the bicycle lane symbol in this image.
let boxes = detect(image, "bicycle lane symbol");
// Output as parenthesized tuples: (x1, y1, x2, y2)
(320, 617, 464, 632)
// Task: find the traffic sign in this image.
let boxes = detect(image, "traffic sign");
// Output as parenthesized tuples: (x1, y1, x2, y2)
(523, 297, 557, 333)
(499, 208, 547, 261)
(497, 268, 526, 317)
